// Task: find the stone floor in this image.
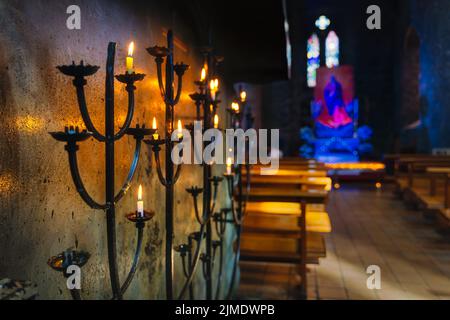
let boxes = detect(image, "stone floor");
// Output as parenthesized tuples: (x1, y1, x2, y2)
(237, 184, 450, 300)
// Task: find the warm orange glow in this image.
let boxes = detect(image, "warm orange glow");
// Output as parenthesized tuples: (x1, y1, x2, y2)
(201, 68, 207, 82)
(375, 182, 382, 189)
(0, 173, 15, 194)
(334, 183, 341, 190)
(138, 184, 143, 201)
(214, 114, 219, 129)
(128, 42, 135, 57)
(240, 91, 247, 102)
(15, 115, 45, 133)
(231, 102, 240, 112)
(325, 162, 385, 171)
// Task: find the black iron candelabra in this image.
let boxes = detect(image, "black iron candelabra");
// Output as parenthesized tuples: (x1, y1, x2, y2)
(48, 43, 155, 300)
(144, 30, 189, 300)
(221, 91, 253, 299)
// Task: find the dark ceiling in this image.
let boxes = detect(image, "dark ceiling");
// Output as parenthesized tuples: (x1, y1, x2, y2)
(174, 0, 289, 84)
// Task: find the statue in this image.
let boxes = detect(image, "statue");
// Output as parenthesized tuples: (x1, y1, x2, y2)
(316, 76, 352, 129)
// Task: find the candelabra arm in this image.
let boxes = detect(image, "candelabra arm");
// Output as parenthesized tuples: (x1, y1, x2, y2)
(114, 89, 135, 141)
(225, 175, 243, 226)
(173, 164, 183, 185)
(75, 84, 106, 142)
(187, 187, 205, 225)
(194, 195, 205, 225)
(201, 254, 209, 281)
(181, 253, 190, 278)
(120, 224, 144, 295)
(155, 58, 166, 99)
(67, 145, 107, 210)
(214, 210, 228, 238)
(209, 177, 221, 215)
(177, 223, 207, 299)
(173, 73, 183, 105)
(226, 224, 242, 300)
(115, 138, 141, 203)
(153, 147, 168, 187)
(215, 242, 224, 300)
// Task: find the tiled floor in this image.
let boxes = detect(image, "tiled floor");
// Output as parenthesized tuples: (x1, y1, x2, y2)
(238, 184, 450, 300)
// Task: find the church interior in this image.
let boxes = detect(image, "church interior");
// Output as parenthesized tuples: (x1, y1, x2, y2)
(1, 0, 450, 301)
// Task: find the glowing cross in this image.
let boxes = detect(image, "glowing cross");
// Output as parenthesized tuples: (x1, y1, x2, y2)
(315, 15, 331, 30)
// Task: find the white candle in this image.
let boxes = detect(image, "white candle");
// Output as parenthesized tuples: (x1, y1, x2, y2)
(137, 185, 144, 218)
(126, 42, 135, 74)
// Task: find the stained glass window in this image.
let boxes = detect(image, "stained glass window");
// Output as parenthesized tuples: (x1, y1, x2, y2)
(325, 31, 339, 68)
(307, 33, 320, 87)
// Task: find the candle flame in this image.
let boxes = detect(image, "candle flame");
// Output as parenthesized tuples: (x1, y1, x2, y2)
(214, 114, 219, 128)
(231, 102, 240, 112)
(152, 117, 157, 130)
(128, 42, 135, 57)
(177, 120, 183, 134)
(227, 157, 233, 166)
(138, 184, 143, 201)
(240, 91, 247, 102)
(201, 68, 206, 82)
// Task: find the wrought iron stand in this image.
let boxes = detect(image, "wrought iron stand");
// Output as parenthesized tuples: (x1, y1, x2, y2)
(48, 43, 155, 300)
(145, 30, 189, 300)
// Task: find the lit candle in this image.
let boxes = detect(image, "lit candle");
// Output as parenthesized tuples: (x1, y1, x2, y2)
(214, 114, 219, 129)
(240, 91, 247, 102)
(226, 157, 233, 175)
(137, 185, 144, 218)
(231, 102, 240, 113)
(177, 120, 183, 139)
(152, 117, 159, 140)
(201, 67, 206, 82)
(210, 80, 216, 101)
(126, 42, 135, 74)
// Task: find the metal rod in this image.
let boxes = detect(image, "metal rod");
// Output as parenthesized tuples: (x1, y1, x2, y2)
(120, 225, 144, 295)
(67, 146, 107, 210)
(115, 139, 141, 203)
(114, 85, 135, 140)
(105, 42, 122, 300)
(75, 82, 106, 142)
(165, 30, 175, 300)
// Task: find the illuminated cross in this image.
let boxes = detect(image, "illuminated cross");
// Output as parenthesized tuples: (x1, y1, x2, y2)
(315, 15, 331, 31)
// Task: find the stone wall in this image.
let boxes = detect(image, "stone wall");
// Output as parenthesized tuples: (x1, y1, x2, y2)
(0, 0, 233, 299)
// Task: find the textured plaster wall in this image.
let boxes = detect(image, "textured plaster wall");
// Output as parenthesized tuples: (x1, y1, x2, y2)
(0, 0, 233, 299)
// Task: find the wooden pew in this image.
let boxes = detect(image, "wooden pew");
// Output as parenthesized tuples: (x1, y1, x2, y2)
(240, 187, 329, 297)
(243, 175, 332, 191)
(391, 155, 450, 195)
